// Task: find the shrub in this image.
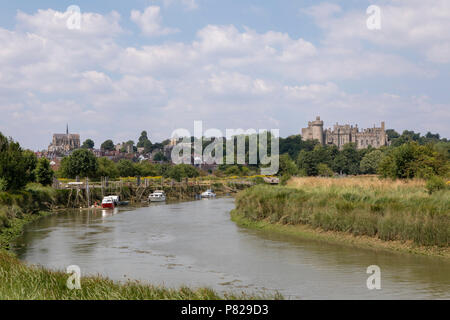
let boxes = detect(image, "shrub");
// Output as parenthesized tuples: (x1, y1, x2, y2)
(378, 142, 446, 179)
(35, 158, 54, 186)
(426, 176, 446, 194)
(0, 179, 7, 192)
(280, 174, 291, 186)
(0, 133, 37, 190)
(317, 163, 333, 177)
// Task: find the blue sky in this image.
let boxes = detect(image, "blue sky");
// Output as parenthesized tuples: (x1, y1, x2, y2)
(0, 0, 449, 150)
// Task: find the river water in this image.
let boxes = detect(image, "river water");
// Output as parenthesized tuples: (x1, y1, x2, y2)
(12, 197, 450, 299)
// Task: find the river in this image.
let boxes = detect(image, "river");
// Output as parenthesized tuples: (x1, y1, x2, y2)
(12, 197, 450, 299)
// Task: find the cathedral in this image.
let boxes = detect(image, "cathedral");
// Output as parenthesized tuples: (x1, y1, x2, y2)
(48, 125, 80, 153)
(301, 117, 390, 150)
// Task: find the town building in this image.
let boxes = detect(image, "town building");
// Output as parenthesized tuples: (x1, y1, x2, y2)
(301, 116, 390, 150)
(48, 125, 80, 153)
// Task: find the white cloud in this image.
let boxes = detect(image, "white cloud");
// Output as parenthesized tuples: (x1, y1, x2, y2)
(158, 0, 199, 11)
(0, 5, 449, 150)
(303, 0, 450, 64)
(16, 9, 123, 37)
(131, 6, 178, 36)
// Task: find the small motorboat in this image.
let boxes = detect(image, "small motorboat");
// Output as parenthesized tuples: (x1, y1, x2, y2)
(149, 190, 166, 202)
(201, 189, 216, 198)
(110, 195, 120, 206)
(101, 196, 115, 209)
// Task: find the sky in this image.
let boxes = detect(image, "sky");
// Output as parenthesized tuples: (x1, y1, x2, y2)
(0, 0, 449, 150)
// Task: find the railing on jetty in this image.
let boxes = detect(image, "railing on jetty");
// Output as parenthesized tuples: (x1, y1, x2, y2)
(54, 176, 256, 208)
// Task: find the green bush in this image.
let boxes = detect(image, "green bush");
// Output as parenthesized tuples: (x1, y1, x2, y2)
(280, 174, 291, 186)
(317, 163, 334, 177)
(426, 176, 447, 194)
(378, 142, 447, 179)
(0, 178, 7, 192)
(35, 158, 54, 186)
(0, 132, 37, 190)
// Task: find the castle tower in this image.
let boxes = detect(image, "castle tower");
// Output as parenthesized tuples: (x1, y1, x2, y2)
(311, 116, 324, 145)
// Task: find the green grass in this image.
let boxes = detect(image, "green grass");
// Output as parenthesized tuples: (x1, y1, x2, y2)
(0, 251, 282, 300)
(234, 181, 450, 248)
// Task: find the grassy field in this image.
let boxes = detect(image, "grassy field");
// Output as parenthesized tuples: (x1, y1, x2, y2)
(233, 177, 449, 256)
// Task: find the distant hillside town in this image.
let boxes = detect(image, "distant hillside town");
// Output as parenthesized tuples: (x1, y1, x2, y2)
(34, 119, 447, 176)
(39, 126, 180, 171)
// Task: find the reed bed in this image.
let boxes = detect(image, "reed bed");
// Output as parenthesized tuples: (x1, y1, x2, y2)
(0, 252, 281, 300)
(235, 177, 449, 247)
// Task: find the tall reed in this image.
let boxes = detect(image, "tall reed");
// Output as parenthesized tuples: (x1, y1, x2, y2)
(235, 178, 449, 247)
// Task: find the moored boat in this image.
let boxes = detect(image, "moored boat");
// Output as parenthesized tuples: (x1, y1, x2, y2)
(101, 196, 115, 209)
(201, 189, 216, 198)
(149, 190, 166, 202)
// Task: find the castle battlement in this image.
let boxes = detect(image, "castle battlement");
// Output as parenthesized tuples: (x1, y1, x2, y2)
(301, 117, 389, 150)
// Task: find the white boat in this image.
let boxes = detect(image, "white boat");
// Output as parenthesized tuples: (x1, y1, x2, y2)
(110, 195, 120, 206)
(201, 189, 216, 198)
(149, 190, 166, 202)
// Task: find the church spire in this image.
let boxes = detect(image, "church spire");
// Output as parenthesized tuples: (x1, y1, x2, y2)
(66, 123, 69, 135)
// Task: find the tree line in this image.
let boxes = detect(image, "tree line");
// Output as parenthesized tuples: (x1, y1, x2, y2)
(1, 128, 449, 192)
(277, 129, 449, 182)
(57, 149, 199, 182)
(0, 132, 54, 191)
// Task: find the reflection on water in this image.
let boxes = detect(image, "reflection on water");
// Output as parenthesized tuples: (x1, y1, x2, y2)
(12, 198, 450, 299)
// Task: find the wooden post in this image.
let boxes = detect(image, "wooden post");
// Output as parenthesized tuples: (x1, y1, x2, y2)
(101, 176, 104, 198)
(86, 178, 90, 208)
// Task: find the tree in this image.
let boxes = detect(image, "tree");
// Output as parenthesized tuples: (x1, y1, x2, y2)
(59, 149, 98, 178)
(153, 152, 167, 162)
(360, 150, 384, 174)
(332, 143, 361, 175)
(378, 142, 447, 179)
(386, 129, 400, 141)
(297, 145, 336, 176)
(135, 161, 159, 176)
(279, 135, 316, 159)
(97, 157, 119, 178)
(165, 164, 199, 182)
(0, 133, 35, 190)
(101, 139, 115, 151)
(117, 159, 136, 177)
(137, 131, 152, 151)
(143, 140, 153, 153)
(278, 154, 298, 176)
(317, 163, 334, 177)
(225, 165, 241, 176)
(81, 139, 95, 149)
(137, 130, 152, 148)
(35, 158, 54, 186)
(22, 150, 38, 183)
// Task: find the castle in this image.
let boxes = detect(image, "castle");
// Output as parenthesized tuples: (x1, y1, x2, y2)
(301, 117, 390, 150)
(48, 125, 80, 153)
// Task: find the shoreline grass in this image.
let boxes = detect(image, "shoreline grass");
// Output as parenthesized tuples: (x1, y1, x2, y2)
(0, 250, 282, 300)
(232, 177, 449, 257)
(230, 210, 450, 258)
